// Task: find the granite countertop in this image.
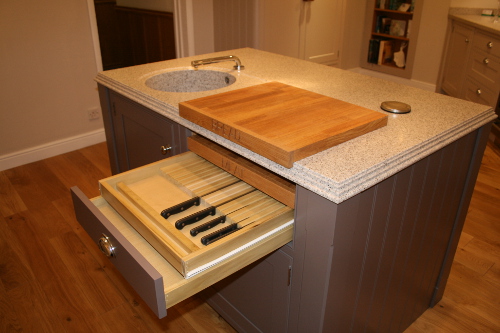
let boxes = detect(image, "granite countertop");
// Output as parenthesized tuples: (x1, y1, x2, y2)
(450, 14, 500, 35)
(95, 48, 496, 203)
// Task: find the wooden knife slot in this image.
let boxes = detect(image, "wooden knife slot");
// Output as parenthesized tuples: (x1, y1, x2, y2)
(98, 139, 295, 277)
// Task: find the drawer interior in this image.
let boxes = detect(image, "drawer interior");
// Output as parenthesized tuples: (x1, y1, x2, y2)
(99, 142, 295, 278)
(92, 196, 294, 311)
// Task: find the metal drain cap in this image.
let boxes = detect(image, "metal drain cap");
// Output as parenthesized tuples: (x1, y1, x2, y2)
(380, 101, 411, 114)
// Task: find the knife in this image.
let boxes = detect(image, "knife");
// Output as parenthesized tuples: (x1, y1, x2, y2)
(200, 197, 288, 245)
(189, 191, 267, 236)
(160, 170, 241, 219)
(174, 182, 255, 230)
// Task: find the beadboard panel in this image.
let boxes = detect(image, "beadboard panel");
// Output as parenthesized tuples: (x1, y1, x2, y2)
(290, 126, 488, 333)
(115, 6, 176, 67)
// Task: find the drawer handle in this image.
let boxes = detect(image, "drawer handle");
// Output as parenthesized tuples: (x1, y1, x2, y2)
(483, 58, 490, 64)
(476, 89, 482, 95)
(98, 234, 116, 258)
(465, 38, 469, 43)
(161, 145, 172, 155)
(487, 41, 493, 48)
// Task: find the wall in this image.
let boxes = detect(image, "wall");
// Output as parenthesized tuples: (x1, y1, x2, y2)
(174, 0, 215, 58)
(0, 0, 104, 171)
(411, 0, 451, 85)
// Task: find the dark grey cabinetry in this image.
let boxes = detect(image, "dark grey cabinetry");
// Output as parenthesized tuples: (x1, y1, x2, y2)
(206, 247, 293, 333)
(205, 125, 490, 333)
(98, 85, 190, 174)
(95, 86, 491, 332)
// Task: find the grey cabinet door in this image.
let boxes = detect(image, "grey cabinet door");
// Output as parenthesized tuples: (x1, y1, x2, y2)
(108, 91, 189, 173)
(441, 23, 474, 98)
(206, 249, 293, 333)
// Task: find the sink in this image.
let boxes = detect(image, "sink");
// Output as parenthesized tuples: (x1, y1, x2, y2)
(145, 70, 236, 92)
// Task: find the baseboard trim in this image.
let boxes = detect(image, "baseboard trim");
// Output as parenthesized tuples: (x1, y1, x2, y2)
(0, 129, 106, 171)
(349, 67, 436, 92)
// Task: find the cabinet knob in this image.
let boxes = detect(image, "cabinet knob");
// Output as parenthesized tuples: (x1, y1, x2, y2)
(98, 234, 116, 258)
(476, 89, 482, 95)
(161, 145, 172, 155)
(487, 41, 493, 48)
(465, 38, 470, 43)
(484, 58, 490, 64)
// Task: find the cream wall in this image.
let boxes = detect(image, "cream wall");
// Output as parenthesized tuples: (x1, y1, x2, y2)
(0, 0, 103, 171)
(411, 0, 451, 85)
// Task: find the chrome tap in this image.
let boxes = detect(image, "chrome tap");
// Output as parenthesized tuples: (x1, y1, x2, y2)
(191, 55, 244, 70)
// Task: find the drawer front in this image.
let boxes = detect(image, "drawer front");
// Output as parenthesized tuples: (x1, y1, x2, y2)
(72, 187, 293, 319)
(473, 31, 500, 58)
(468, 49, 500, 89)
(71, 187, 167, 318)
(463, 77, 499, 107)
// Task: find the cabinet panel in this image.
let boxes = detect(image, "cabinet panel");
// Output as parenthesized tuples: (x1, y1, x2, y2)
(111, 91, 189, 172)
(207, 249, 292, 333)
(473, 30, 500, 58)
(441, 23, 474, 97)
(463, 77, 498, 106)
(468, 49, 500, 89)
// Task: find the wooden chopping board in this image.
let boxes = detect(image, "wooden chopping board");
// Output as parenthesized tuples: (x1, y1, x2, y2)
(179, 82, 388, 168)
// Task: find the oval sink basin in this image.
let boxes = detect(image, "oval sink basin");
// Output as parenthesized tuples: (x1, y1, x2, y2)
(145, 70, 236, 92)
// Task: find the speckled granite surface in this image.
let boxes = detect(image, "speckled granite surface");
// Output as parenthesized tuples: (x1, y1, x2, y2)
(95, 48, 497, 203)
(449, 8, 500, 35)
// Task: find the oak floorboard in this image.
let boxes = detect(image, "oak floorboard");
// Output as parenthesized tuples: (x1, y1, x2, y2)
(0, 172, 27, 217)
(5, 211, 108, 332)
(49, 230, 126, 314)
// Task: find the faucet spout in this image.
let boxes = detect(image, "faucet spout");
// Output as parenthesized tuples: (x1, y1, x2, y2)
(191, 55, 244, 70)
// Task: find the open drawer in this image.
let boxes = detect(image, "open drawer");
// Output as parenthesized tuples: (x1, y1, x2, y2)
(71, 135, 295, 318)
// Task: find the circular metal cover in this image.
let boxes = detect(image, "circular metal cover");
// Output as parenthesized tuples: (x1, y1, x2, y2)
(380, 101, 411, 114)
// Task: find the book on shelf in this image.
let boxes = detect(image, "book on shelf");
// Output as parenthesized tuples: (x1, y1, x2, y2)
(368, 39, 381, 64)
(389, 20, 406, 37)
(377, 0, 386, 9)
(376, 16, 392, 34)
(378, 40, 394, 65)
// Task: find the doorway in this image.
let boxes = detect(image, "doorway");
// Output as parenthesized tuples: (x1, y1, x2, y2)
(93, 0, 176, 70)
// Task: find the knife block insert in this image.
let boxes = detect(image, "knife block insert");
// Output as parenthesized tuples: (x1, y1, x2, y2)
(99, 148, 294, 278)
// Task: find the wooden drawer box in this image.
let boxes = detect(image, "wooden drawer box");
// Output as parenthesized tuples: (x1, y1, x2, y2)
(71, 135, 295, 318)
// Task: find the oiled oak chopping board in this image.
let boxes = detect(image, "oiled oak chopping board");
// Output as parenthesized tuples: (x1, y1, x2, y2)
(179, 82, 388, 168)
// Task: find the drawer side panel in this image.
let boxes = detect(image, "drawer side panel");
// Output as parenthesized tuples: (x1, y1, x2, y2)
(70, 186, 167, 318)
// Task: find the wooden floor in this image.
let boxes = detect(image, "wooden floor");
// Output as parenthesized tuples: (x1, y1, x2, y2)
(0, 141, 498, 332)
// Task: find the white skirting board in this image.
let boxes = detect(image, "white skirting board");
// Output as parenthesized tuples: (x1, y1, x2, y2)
(0, 129, 106, 171)
(349, 67, 436, 92)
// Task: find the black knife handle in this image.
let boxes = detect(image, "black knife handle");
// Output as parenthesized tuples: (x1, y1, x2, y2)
(190, 216, 226, 236)
(200, 224, 239, 245)
(175, 206, 216, 230)
(161, 197, 200, 219)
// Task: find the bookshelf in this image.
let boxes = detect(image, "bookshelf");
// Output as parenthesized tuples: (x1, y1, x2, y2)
(361, 0, 423, 79)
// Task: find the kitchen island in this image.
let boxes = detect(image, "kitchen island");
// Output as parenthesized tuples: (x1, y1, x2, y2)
(87, 48, 496, 332)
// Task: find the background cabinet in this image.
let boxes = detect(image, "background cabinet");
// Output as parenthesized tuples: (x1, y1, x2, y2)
(98, 85, 190, 174)
(361, 0, 423, 79)
(440, 23, 474, 98)
(439, 20, 500, 110)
